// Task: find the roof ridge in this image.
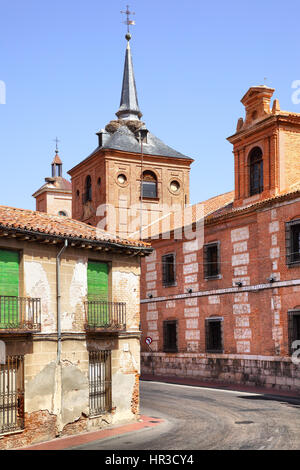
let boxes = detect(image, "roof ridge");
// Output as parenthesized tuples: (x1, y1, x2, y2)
(0, 205, 148, 247)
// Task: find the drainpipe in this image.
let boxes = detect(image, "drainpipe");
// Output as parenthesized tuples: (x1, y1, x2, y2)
(56, 239, 68, 363)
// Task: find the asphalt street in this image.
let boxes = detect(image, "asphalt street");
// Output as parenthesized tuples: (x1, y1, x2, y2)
(69, 380, 300, 450)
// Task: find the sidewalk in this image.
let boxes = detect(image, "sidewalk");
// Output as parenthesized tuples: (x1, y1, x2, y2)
(141, 373, 300, 399)
(19, 415, 164, 451)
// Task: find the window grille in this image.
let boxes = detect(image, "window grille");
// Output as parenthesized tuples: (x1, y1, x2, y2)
(0, 355, 24, 434)
(288, 310, 300, 355)
(89, 350, 112, 416)
(286, 220, 300, 265)
(162, 253, 176, 287)
(204, 243, 220, 279)
(163, 320, 178, 353)
(205, 318, 223, 353)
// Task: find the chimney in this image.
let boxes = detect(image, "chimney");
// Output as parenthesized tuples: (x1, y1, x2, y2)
(96, 129, 110, 147)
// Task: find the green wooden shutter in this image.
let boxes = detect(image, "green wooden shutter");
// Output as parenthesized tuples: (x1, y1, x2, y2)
(0, 250, 19, 327)
(87, 262, 108, 301)
(87, 262, 109, 326)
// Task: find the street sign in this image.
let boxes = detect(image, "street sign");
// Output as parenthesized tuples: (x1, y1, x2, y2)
(145, 337, 152, 346)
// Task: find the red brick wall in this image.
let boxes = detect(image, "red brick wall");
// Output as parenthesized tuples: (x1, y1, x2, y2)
(69, 149, 192, 238)
(141, 197, 300, 358)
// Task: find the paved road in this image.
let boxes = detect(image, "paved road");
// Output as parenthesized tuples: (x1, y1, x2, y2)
(70, 381, 300, 450)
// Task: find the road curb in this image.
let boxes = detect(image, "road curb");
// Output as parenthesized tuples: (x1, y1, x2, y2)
(140, 374, 300, 399)
(17, 415, 164, 451)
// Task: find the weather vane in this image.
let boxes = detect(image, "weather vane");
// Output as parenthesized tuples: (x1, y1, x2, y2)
(53, 137, 60, 153)
(121, 5, 135, 35)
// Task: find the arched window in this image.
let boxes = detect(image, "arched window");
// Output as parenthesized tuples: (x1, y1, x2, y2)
(249, 147, 263, 196)
(142, 171, 157, 198)
(58, 210, 67, 217)
(84, 175, 92, 202)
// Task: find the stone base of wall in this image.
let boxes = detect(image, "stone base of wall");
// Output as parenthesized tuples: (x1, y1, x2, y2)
(141, 352, 300, 393)
(0, 408, 139, 450)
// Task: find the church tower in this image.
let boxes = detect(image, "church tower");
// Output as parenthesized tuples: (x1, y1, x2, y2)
(228, 85, 300, 208)
(33, 146, 72, 217)
(68, 32, 193, 239)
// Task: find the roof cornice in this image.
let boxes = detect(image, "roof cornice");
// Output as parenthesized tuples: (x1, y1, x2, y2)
(227, 113, 300, 144)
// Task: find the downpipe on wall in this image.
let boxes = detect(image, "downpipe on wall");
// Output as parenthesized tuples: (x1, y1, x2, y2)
(54, 239, 68, 435)
(56, 239, 68, 364)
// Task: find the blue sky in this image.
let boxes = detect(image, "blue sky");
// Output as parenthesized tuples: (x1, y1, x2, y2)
(1, 0, 300, 210)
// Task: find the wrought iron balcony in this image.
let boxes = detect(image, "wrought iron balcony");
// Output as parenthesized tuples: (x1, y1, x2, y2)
(0, 296, 41, 333)
(84, 300, 126, 332)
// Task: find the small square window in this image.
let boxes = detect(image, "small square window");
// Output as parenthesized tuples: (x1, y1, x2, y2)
(205, 318, 223, 353)
(163, 320, 177, 352)
(204, 243, 220, 279)
(162, 253, 176, 287)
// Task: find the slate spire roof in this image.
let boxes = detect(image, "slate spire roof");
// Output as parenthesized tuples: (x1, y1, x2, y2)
(116, 36, 142, 121)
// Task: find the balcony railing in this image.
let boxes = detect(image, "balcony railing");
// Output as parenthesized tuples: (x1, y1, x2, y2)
(0, 296, 41, 333)
(84, 301, 126, 331)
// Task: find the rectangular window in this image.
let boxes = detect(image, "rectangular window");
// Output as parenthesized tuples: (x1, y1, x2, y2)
(142, 181, 157, 198)
(89, 350, 112, 416)
(286, 220, 300, 265)
(204, 243, 220, 279)
(0, 356, 24, 434)
(0, 250, 19, 328)
(87, 261, 109, 326)
(205, 318, 223, 353)
(162, 254, 176, 287)
(163, 320, 178, 353)
(288, 310, 300, 355)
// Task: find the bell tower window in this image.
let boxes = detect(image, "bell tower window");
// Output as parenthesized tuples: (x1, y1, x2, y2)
(142, 171, 157, 198)
(84, 175, 92, 202)
(249, 147, 263, 196)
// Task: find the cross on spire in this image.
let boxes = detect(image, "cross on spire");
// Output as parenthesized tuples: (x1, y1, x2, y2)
(121, 5, 135, 34)
(53, 137, 60, 154)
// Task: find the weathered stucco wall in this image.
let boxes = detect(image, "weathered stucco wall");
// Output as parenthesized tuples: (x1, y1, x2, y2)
(0, 239, 142, 449)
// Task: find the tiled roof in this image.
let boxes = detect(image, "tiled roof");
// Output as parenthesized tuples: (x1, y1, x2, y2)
(52, 153, 63, 165)
(0, 205, 150, 249)
(137, 191, 235, 239)
(206, 183, 300, 223)
(32, 177, 72, 197)
(139, 182, 300, 239)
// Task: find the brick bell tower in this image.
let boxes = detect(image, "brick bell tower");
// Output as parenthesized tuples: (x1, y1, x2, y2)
(68, 32, 194, 239)
(228, 85, 300, 208)
(33, 145, 72, 217)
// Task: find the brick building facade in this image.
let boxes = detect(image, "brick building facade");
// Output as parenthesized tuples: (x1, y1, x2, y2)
(63, 33, 300, 391)
(140, 86, 300, 392)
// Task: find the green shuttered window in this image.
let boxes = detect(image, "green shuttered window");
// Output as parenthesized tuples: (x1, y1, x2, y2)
(87, 262, 108, 301)
(0, 250, 19, 327)
(87, 262, 109, 326)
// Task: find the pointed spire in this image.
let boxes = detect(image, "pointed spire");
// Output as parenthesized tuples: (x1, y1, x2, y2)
(116, 34, 142, 121)
(51, 139, 62, 177)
